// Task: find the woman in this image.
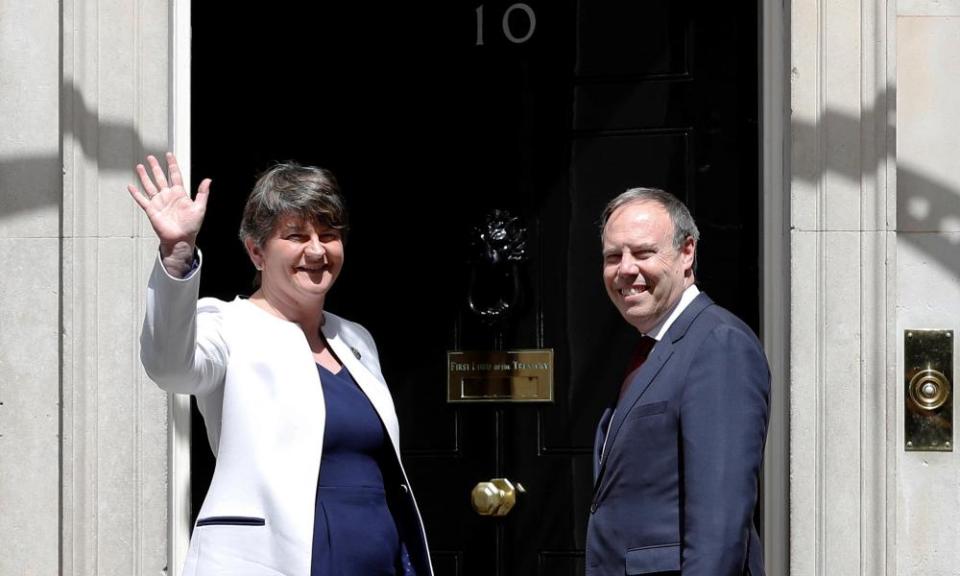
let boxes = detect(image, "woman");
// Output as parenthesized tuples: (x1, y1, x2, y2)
(129, 153, 432, 576)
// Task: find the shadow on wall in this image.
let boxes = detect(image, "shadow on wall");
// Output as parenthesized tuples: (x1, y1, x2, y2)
(2, 83, 960, 281)
(789, 85, 960, 280)
(0, 82, 161, 224)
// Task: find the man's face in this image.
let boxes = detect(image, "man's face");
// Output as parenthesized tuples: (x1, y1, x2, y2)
(602, 200, 695, 333)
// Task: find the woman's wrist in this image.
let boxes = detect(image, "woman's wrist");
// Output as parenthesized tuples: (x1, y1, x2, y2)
(160, 241, 198, 278)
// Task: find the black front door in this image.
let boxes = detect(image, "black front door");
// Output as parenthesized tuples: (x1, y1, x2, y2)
(192, 2, 759, 574)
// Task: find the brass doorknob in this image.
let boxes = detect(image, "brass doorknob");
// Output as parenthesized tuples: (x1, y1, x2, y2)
(471, 478, 526, 517)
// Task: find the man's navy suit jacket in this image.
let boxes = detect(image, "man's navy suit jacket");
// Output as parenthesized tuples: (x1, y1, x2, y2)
(586, 293, 770, 576)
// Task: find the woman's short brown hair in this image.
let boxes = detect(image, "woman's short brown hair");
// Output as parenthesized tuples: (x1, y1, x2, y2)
(239, 162, 349, 248)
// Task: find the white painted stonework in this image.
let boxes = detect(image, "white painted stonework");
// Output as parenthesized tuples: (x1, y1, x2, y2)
(789, 0, 960, 573)
(1, 0, 172, 574)
(60, 0, 172, 568)
(897, 14, 960, 575)
(789, 0, 896, 574)
(0, 0, 67, 574)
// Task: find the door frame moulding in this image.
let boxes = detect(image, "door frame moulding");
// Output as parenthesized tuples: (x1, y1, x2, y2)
(169, 0, 193, 574)
(760, 0, 790, 573)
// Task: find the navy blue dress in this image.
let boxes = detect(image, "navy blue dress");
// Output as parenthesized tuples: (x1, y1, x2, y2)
(311, 364, 403, 576)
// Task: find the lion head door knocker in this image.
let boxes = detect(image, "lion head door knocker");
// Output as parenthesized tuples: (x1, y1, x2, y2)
(446, 210, 553, 403)
(466, 210, 528, 347)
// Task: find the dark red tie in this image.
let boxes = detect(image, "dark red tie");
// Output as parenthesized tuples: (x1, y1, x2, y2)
(619, 335, 656, 401)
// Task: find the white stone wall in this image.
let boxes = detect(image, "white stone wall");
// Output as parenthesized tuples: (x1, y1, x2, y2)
(0, 0, 65, 573)
(0, 0, 172, 574)
(897, 10, 960, 575)
(792, 0, 960, 572)
(60, 0, 171, 570)
(789, 0, 897, 573)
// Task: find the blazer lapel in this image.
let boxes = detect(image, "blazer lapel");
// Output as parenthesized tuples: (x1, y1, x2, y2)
(593, 293, 715, 493)
(593, 339, 674, 492)
(321, 317, 402, 455)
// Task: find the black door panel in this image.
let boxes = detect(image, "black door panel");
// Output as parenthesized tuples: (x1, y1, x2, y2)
(193, 2, 758, 574)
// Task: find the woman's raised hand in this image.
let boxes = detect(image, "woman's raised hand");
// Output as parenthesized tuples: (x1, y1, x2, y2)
(128, 152, 211, 276)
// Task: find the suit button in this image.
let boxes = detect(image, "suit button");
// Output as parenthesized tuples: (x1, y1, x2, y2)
(400, 484, 409, 495)
(589, 502, 597, 514)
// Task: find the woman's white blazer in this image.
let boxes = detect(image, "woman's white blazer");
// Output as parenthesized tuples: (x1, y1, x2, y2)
(140, 255, 433, 576)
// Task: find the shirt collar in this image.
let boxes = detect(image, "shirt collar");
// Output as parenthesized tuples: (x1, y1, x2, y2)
(645, 283, 700, 342)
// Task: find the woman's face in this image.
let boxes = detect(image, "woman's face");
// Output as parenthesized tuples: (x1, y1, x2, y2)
(247, 214, 344, 307)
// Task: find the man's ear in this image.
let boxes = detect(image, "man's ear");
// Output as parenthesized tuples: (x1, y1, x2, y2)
(681, 236, 696, 272)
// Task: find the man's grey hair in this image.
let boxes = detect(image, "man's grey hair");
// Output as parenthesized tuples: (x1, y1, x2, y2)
(600, 187, 700, 249)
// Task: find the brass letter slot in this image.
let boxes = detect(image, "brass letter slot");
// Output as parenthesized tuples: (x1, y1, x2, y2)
(904, 330, 953, 451)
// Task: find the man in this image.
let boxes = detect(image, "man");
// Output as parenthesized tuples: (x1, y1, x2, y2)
(587, 188, 770, 576)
